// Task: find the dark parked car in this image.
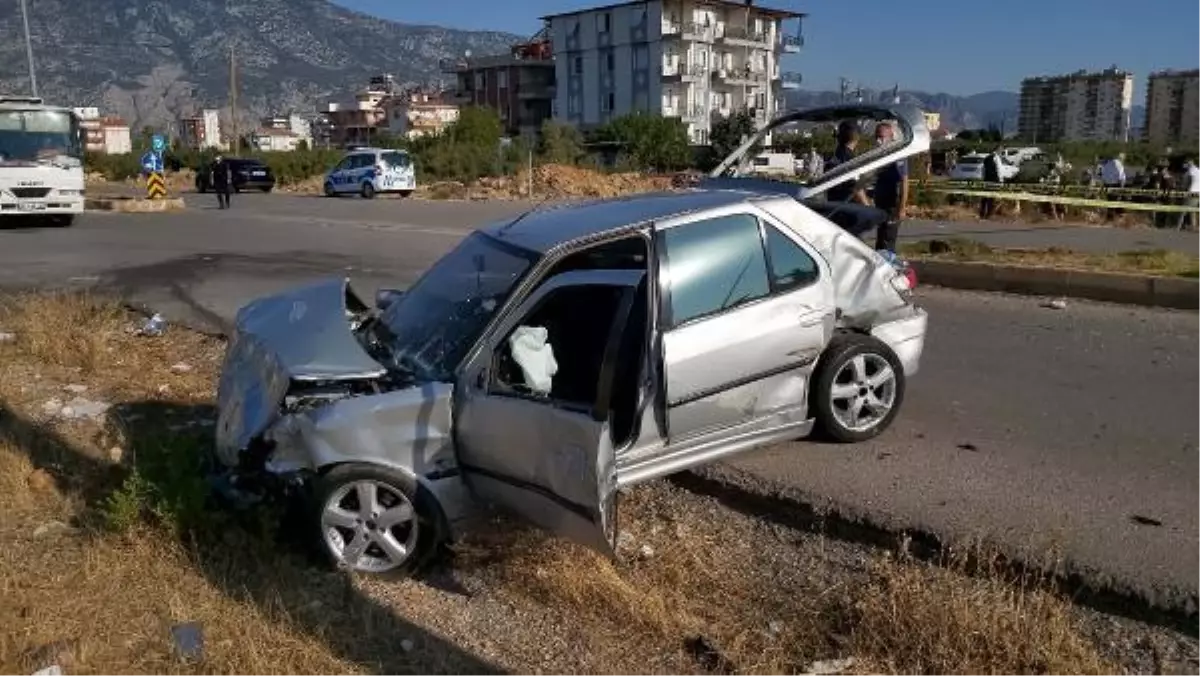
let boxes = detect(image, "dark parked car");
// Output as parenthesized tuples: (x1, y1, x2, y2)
(196, 158, 276, 193)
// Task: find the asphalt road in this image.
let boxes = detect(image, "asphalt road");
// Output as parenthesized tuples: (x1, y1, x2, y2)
(2, 193, 1197, 610)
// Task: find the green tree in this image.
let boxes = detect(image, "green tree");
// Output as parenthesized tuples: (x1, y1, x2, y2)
(709, 110, 757, 164)
(594, 112, 691, 172)
(538, 120, 584, 165)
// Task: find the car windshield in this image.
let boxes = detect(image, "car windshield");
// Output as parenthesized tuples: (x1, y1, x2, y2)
(382, 151, 411, 168)
(0, 109, 81, 165)
(378, 231, 536, 381)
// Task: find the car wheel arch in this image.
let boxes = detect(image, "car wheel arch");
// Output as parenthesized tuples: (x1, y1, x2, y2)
(312, 459, 455, 540)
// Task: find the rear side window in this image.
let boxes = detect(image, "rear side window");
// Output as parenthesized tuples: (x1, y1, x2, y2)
(382, 151, 411, 168)
(763, 225, 818, 292)
(661, 213, 769, 326)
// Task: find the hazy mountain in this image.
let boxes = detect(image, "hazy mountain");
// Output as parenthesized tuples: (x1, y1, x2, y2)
(0, 0, 520, 132)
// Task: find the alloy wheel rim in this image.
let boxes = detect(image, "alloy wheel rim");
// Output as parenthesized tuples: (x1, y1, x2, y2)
(321, 479, 419, 573)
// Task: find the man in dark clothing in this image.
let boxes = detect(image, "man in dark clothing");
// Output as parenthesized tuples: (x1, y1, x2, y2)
(210, 155, 233, 209)
(979, 146, 1002, 219)
(824, 120, 869, 205)
(871, 121, 909, 252)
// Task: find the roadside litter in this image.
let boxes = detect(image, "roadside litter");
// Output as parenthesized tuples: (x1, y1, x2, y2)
(137, 313, 167, 337)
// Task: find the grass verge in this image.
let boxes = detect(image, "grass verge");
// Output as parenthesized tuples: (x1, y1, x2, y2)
(0, 292, 1179, 674)
(901, 238, 1200, 278)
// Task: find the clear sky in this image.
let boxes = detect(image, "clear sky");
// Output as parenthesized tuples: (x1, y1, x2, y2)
(333, 0, 1198, 98)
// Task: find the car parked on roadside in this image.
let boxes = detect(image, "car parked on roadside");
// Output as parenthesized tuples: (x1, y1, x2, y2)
(213, 104, 930, 575)
(323, 147, 416, 199)
(195, 158, 276, 193)
(948, 153, 1018, 182)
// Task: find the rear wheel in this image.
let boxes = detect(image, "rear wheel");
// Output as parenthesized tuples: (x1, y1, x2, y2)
(309, 464, 443, 576)
(260, 186, 273, 193)
(360, 182, 376, 199)
(323, 182, 336, 197)
(810, 333, 906, 443)
(398, 190, 413, 198)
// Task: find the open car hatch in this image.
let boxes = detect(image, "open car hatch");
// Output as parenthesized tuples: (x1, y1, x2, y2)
(704, 103, 932, 200)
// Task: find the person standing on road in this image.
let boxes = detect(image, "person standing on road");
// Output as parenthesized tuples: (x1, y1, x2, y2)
(1178, 159, 1200, 231)
(210, 154, 233, 210)
(871, 121, 909, 253)
(979, 145, 1003, 219)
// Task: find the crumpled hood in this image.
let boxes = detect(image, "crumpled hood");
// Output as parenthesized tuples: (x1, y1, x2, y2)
(216, 278, 386, 465)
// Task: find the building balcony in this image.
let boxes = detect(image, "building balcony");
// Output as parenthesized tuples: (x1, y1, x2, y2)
(517, 86, 555, 100)
(720, 26, 771, 48)
(663, 62, 709, 81)
(712, 68, 769, 87)
(778, 34, 804, 53)
(662, 21, 715, 42)
(664, 106, 707, 124)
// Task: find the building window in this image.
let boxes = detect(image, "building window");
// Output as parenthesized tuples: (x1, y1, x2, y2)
(573, 56, 582, 74)
(633, 44, 648, 69)
(568, 94, 581, 115)
(497, 70, 508, 88)
(474, 72, 484, 89)
(606, 52, 614, 71)
(600, 12, 611, 32)
(608, 92, 615, 111)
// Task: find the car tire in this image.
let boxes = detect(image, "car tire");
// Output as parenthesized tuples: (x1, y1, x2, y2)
(810, 333, 906, 443)
(308, 463, 444, 576)
(398, 190, 413, 198)
(323, 182, 336, 197)
(361, 182, 376, 199)
(260, 186, 273, 193)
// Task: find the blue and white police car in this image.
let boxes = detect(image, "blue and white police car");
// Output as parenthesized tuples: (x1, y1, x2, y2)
(323, 147, 416, 199)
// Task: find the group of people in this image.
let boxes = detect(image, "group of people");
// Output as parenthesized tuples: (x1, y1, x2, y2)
(821, 119, 910, 253)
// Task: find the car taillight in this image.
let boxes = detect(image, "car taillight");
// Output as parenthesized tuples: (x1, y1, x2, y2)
(904, 266, 918, 289)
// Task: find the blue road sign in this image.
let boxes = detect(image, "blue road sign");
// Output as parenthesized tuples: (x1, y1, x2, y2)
(140, 150, 163, 175)
(151, 134, 166, 153)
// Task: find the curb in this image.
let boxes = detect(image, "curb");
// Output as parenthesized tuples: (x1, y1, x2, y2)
(911, 259, 1199, 310)
(85, 197, 186, 213)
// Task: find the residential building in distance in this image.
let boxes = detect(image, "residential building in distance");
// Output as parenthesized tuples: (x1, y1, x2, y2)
(180, 109, 224, 150)
(1018, 67, 1134, 142)
(384, 91, 460, 139)
(922, 111, 941, 133)
(543, 0, 805, 145)
(261, 113, 313, 146)
(72, 107, 131, 154)
(1144, 69, 1199, 147)
(250, 127, 300, 152)
(441, 31, 556, 137)
(323, 75, 396, 147)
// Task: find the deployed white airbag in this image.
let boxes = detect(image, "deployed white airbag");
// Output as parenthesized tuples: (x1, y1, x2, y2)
(509, 326, 558, 394)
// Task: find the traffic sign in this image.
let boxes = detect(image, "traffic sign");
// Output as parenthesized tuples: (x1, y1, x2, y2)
(151, 134, 166, 153)
(140, 151, 163, 174)
(146, 172, 167, 199)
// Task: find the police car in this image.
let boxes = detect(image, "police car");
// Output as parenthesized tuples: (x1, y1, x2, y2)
(323, 148, 416, 199)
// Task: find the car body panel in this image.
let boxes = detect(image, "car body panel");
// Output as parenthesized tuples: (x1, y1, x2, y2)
(325, 148, 416, 194)
(455, 268, 644, 555)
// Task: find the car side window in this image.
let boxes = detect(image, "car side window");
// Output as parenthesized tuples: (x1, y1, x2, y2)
(661, 213, 770, 326)
(762, 224, 819, 292)
(334, 157, 352, 172)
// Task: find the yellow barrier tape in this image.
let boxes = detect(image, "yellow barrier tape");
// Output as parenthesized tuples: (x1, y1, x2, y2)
(931, 187, 1200, 214)
(938, 180, 1193, 199)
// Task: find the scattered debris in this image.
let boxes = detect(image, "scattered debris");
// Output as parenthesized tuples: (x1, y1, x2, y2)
(1130, 514, 1164, 527)
(157, 384, 171, 395)
(32, 521, 74, 538)
(138, 313, 167, 337)
(0, 330, 14, 343)
(24, 638, 78, 673)
(400, 639, 415, 653)
(107, 445, 125, 464)
(1041, 298, 1069, 310)
(170, 622, 204, 661)
(684, 635, 736, 674)
(767, 619, 785, 637)
(805, 656, 858, 674)
(169, 362, 193, 374)
(638, 543, 656, 560)
(957, 442, 980, 452)
(41, 398, 64, 416)
(46, 397, 111, 421)
(32, 665, 63, 676)
(62, 384, 88, 394)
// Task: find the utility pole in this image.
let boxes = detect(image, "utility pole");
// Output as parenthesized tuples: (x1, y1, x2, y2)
(20, 0, 38, 97)
(228, 43, 238, 154)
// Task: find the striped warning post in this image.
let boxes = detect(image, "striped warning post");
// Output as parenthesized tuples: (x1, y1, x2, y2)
(146, 172, 167, 199)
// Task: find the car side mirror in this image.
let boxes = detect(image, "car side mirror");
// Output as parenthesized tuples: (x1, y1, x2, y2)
(375, 288, 404, 311)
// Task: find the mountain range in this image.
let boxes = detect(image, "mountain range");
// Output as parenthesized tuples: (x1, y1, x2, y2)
(0, 1, 1143, 136)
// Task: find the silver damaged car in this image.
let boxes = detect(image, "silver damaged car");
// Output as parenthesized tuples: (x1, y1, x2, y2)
(214, 104, 931, 574)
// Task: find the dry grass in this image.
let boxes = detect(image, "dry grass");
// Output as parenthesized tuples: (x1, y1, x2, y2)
(0, 292, 1131, 674)
(901, 238, 1200, 278)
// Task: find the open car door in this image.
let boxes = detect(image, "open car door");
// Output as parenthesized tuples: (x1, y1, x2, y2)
(453, 268, 646, 556)
(703, 103, 931, 202)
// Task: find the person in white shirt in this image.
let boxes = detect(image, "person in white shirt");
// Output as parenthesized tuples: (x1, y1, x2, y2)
(1100, 153, 1127, 219)
(808, 148, 823, 179)
(1178, 160, 1200, 231)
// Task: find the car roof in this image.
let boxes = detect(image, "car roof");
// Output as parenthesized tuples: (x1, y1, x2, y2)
(483, 189, 772, 253)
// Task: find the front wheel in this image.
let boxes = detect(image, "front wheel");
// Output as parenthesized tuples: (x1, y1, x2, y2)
(810, 333, 906, 443)
(398, 190, 413, 198)
(260, 186, 273, 193)
(309, 464, 443, 576)
(323, 182, 336, 197)
(360, 182, 376, 199)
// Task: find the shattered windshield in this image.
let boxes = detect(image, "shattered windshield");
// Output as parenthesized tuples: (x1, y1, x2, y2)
(0, 110, 81, 165)
(378, 231, 536, 381)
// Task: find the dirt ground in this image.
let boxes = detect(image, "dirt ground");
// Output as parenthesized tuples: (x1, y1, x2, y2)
(0, 293, 1195, 675)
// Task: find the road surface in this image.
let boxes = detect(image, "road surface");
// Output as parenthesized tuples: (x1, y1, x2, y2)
(2, 193, 1196, 611)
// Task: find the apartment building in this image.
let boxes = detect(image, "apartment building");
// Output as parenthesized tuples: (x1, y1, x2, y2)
(442, 33, 556, 137)
(1018, 67, 1134, 142)
(72, 107, 132, 154)
(1144, 69, 1199, 147)
(384, 91, 460, 139)
(544, 0, 804, 145)
(180, 109, 223, 150)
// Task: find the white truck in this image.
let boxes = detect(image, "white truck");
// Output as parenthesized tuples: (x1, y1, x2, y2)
(0, 96, 85, 227)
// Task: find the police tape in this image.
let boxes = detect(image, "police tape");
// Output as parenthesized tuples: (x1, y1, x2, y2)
(937, 180, 1193, 200)
(928, 187, 1200, 214)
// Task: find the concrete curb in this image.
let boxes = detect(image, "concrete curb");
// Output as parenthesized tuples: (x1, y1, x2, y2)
(912, 259, 1199, 310)
(85, 197, 186, 213)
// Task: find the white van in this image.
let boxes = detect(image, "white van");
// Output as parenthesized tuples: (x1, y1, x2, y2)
(323, 148, 416, 198)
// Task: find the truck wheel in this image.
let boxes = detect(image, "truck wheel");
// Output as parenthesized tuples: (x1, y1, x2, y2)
(810, 333, 906, 443)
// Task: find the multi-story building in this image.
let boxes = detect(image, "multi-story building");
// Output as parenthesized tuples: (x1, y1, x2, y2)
(1018, 67, 1134, 143)
(72, 107, 131, 154)
(323, 76, 396, 147)
(441, 33, 556, 138)
(922, 111, 941, 133)
(1144, 69, 1199, 147)
(544, 0, 804, 145)
(261, 113, 313, 146)
(384, 91, 460, 139)
(180, 109, 224, 150)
